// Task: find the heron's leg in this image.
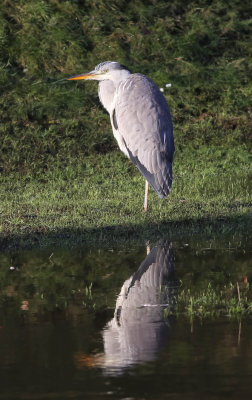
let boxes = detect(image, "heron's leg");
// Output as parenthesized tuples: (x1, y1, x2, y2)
(144, 180, 149, 212)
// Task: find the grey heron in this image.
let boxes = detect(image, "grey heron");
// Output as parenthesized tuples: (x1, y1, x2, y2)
(67, 61, 174, 211)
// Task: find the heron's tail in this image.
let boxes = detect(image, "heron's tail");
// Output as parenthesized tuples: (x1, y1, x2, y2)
(135, 158, 173, 199)
(125, 144, 173, 199)
(154, 161, 173, 199)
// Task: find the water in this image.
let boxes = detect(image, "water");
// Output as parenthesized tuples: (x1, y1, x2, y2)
(0, 238, 251, 399)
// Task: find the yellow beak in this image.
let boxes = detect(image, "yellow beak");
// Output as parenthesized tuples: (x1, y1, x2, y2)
(66, 71, 97, 80)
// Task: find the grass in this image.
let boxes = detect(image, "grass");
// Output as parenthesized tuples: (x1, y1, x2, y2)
(1, 0, 251, 173)
(0, 0, 251, 249)
(0, 144, 251, 249)
(171, 282, 252, 318)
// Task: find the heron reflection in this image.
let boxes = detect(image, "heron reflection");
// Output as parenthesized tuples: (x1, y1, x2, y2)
(101, 241, 177, 373)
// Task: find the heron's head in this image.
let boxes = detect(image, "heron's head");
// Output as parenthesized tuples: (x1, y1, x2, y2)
(66, 61, 130, 83)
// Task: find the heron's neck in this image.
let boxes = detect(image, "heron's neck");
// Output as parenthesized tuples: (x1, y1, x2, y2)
(98, 70, 131, 114)
(98, 80, 116, 114)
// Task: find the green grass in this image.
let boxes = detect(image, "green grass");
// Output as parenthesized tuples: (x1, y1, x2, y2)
(171, 282, 252, 318)
(0, 0, 251, 249)
(0, 0, 251, 173)
(0, 145, 251, 249)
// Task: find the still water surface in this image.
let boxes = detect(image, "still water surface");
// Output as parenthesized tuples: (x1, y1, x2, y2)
(0, 238, 251, 399)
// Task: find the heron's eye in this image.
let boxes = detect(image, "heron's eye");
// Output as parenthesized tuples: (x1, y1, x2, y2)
(102, 69, 109, 74)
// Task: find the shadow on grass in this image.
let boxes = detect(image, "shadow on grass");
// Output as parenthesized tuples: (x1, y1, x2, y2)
(1, 213, 251, 251)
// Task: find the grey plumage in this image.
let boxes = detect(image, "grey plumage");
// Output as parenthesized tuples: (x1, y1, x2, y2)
(67, 61, 174, 201)
(101, 241, 177, 372)
(113, 74, 174, 198)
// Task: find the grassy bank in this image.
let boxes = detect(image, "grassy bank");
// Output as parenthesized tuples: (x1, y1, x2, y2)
(1, 144, 251, 249)
(0, 0, 251, 249)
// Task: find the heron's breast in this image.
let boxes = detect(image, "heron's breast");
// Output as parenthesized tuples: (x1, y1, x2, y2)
(110, 117, 129, 158)
(109, 92, 130, 158)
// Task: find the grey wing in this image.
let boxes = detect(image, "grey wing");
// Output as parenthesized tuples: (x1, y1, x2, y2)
(115, 74, 174, 198)
(128, 241, 175, 293)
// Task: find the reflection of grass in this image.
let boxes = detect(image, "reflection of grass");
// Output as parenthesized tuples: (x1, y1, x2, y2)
(83, 283, 95, 309)
(166, 281, 252, 318)
(0, 243, 251, 323)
